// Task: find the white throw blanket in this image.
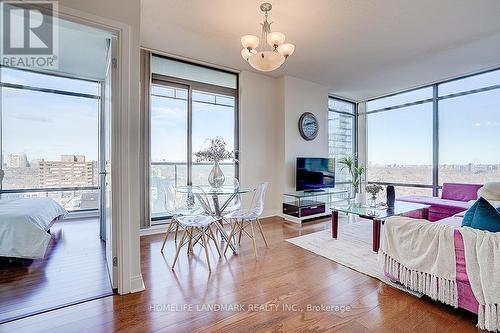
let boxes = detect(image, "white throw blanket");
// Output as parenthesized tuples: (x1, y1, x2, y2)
(478, 182, 500, 201)
(380, 216, 457, 307)
(460, 227, 500, 332)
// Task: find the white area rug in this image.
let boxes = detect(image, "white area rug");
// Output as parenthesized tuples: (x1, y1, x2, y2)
(286, 218, 422, 297)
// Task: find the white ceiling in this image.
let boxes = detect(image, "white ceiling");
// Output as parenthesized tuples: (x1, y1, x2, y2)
(140, 0, 500, 101)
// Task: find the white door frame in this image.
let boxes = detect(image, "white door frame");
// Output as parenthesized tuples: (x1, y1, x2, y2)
(53, 5, 144, 295)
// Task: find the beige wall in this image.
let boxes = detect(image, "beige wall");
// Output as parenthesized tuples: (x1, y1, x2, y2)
(280, 76, 330, 192)
(59, 0, 143, 294)
(238, 73, 330, 213)
(238, 71, 283, 216)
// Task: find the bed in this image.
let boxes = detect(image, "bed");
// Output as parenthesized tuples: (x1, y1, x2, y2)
(0, 198, 67, 259)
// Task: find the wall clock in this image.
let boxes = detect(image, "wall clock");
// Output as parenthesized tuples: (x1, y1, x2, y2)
(298, 112, 319, 141)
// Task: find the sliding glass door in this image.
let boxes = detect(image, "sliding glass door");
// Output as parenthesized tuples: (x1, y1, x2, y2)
(192, 90, 236, 185)
(149, 72, 238, 221)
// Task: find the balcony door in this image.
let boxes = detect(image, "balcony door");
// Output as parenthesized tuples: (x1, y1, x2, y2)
(150, 79, 238, 221)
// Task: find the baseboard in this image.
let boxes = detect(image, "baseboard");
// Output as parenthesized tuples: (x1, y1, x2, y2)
(130, 274, 145, 293)
(261, 209, 280, 219)
(140, 223, 169, 236)
(139, 210, 281, 237)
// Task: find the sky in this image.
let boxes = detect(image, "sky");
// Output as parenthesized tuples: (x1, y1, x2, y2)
(367, 74, 500, 165)
(1, 67, 499, 167)
(1, 67, 99, 162)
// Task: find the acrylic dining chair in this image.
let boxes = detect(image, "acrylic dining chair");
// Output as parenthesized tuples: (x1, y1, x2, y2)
(171, 186, 221, 273)
(160, 182, 203, 252)
(224, 182, 269, 258)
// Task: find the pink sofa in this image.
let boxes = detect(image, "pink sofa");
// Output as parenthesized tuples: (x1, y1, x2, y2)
(398, 183, 482, 221)
(385, 212, 479, 314)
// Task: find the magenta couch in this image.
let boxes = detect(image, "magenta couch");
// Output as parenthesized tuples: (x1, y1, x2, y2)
(398, 183, 482, 221)
(384, 212, 479, 314)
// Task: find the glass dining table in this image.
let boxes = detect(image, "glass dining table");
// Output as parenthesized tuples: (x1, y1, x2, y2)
(175, 185, 255, 253)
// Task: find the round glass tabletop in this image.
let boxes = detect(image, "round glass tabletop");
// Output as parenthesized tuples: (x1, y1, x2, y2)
(175, 185, 254, 195)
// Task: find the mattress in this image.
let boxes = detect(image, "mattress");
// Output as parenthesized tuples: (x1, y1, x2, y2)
(0, 198, 67, 259)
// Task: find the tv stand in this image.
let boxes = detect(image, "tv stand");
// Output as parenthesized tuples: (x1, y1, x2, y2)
(281, 188, 350, 224)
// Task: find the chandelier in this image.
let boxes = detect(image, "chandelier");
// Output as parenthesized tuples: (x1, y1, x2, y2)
(240, 3, 295, 72)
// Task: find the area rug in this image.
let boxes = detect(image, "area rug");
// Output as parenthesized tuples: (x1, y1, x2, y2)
(286, 218, 422, 297)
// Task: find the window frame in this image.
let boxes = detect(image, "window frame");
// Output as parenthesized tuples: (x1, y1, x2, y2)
(0, 65, 101, 212)
(365, 66, 500, 196)
(149, 63, 239, 223)
(328, 96, 358, 191)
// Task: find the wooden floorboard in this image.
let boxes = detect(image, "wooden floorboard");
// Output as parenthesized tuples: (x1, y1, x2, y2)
(0, 218, 113, 324)
(0, 216, 479, 332)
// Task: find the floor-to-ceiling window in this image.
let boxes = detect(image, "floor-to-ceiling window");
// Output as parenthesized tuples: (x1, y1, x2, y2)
(0, 66, 101, 211)
(328, 97, 356, 197)
(438, 70, 500, 187)
(365, 68, 500, 197)
(149, 56, 238, 220)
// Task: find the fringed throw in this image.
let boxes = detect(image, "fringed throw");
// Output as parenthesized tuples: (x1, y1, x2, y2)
(460, 227, 500, 332)
(382, 253, 458, 307)
(380, 217, 458, 307)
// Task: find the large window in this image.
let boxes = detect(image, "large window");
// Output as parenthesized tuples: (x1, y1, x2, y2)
(367, 101, 433, 189)
(328, 97, 356, 197)
(149, 56, 238, 220)
(366, 68, 500, 196)
(438, 78, 500, 185)
(0, 67, 101, 211)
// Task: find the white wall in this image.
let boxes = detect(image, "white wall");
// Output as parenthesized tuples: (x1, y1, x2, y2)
(59, 0, 144, 294)
(238, 71, 282, 217)
(280, 76, 329, 192)
(238, 73, 330, 216)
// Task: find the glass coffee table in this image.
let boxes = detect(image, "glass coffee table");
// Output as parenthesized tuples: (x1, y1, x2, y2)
(331, 201, 430, 252)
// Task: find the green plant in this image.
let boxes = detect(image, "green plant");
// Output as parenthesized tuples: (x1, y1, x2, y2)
(338, 156, 365, 194)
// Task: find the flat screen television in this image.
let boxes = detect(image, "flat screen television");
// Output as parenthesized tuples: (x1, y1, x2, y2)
(296, 157, 335, 191)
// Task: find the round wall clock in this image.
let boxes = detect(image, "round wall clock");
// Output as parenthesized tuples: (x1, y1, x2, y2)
(298, 112, 319, 141)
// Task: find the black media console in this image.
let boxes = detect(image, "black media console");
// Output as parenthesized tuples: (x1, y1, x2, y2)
(282, 200, 326, 218)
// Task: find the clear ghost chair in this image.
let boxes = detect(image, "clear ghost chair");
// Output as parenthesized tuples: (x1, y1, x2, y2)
(224, 182, 269, 259)
(160, 182, 203, 252)
(171, 186, 220, 273)
(223, 177, 242, 216)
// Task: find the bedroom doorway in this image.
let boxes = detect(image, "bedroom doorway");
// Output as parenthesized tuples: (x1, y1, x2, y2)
(0, 9, 117, 323)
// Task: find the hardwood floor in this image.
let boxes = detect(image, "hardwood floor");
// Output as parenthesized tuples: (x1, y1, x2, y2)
(0, 216, 479, 332)
(0, 218, 112, 324)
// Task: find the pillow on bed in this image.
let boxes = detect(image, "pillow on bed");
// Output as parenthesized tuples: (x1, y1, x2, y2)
(462, 197, 500, 232)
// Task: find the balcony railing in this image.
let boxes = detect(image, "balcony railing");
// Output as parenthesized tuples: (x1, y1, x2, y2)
(150, 161, 236, 219)
(0, 186, 100, 212)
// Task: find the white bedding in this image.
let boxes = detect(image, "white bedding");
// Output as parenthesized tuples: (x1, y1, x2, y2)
(0, 198, 67, 259)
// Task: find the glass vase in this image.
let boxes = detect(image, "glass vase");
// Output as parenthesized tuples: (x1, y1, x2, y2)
(208, 161, 225, 189)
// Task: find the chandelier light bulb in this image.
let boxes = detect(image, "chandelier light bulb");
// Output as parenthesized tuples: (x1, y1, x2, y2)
(241, 48, 254, 61)
(241, 35, 259, 50)
(267, 32, 286, 48)
(277, 43, 295, 58)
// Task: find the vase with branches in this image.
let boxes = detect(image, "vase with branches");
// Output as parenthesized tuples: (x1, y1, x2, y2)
(194, 137, 237, 188)
(338, 156, 365, 204)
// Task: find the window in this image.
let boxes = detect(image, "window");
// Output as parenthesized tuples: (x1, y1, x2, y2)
(0, 67, 101, 211)
(328, 97, 356, 197)
(150, 56, 238, 221)
(367, 103, 433, 191)
(438, 81, 500, 185)
(366, 68, 500, 196)
(367, 87, 432, 111)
